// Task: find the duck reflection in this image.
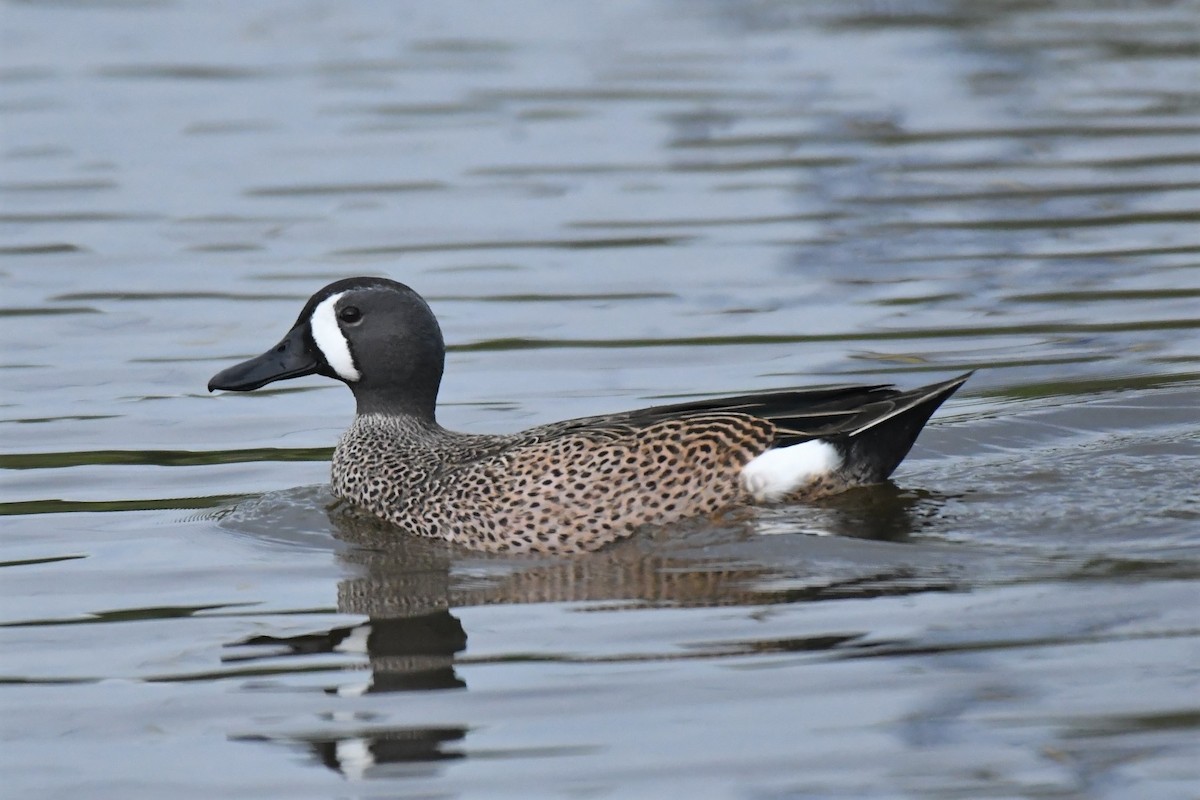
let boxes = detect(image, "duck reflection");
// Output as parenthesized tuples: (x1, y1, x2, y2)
(230, 482, 947, 688)
(235, 722, 467, 781)
(309, 725, 466, 780)
(227, 483, 950, 777)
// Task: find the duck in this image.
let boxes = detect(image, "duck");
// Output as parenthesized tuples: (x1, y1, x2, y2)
(209, 277, 970, 554)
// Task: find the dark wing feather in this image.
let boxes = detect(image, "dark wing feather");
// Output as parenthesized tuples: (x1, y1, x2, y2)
(529, 374, 966, 442)
(515, 373, 971, 486)
(521, 383, 891, 442)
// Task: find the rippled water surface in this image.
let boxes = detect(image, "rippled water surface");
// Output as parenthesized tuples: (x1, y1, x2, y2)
(3, 1, 1199, 798)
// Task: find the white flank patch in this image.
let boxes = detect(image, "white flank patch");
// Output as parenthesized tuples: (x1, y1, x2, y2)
(740, 439, 842, 503)
(311, 292, 361, 381)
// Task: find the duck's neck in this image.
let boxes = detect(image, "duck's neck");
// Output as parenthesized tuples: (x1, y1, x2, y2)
(354, 395, 436, 422)
(351, 382, 439, 422)
(348, 343, 444, 420)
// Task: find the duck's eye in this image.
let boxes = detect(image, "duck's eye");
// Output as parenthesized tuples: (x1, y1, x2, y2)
(338, 306, 362, 324)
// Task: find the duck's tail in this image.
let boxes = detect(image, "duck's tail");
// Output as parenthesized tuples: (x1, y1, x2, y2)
(830, 371, 972, 484)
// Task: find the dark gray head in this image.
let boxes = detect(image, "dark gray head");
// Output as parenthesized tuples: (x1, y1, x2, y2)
(208, 277, 445, 419)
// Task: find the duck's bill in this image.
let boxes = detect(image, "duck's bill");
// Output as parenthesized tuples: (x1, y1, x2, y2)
(208, 326, 320, 392)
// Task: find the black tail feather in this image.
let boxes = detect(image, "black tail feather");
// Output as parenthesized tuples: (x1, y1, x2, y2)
(831, 372, 971, 484)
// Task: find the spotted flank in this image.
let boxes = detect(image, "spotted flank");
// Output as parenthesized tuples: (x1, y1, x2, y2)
(209, 277, 971, 554)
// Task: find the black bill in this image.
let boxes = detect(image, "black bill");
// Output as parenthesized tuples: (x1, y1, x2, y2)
(208, 325, 320, 392)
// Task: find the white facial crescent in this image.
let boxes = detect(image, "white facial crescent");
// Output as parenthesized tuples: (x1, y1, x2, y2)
(310, 292, 361, 382)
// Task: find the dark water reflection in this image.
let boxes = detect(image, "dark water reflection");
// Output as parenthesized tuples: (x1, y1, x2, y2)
(2, 0, 1199, 797)
(220, 490, 968, 779)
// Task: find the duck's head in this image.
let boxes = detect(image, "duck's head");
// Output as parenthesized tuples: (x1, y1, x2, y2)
(208, 277, 445, 418)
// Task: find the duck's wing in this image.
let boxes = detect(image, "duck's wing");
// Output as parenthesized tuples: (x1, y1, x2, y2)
(520, 372, 972, 483)
(529, 373, 968, 441)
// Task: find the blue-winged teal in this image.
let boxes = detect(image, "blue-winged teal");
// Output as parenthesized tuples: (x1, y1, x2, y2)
(209, 277, 970, 554)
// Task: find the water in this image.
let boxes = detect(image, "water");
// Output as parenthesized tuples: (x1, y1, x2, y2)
(2, 1, 1198, 797)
